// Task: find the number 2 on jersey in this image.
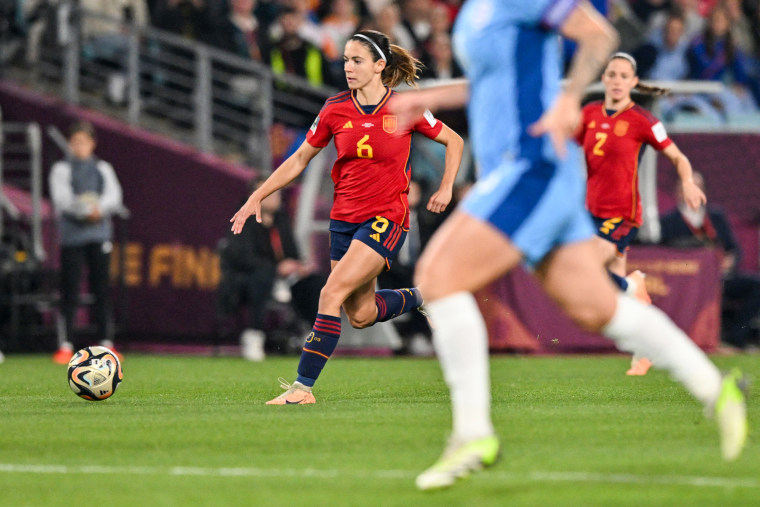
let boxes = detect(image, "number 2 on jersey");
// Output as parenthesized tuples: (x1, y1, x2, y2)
(357, 135, 374, 159)
(593, 132, 607, 156)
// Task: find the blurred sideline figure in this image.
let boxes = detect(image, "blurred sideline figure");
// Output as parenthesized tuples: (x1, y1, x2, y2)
(391, 0, 747, 490)
(230, 30, 463, 405)
(49, 121, 123, 364)
(577, 51, 705, 375)
(217, 177, 325, 361)
(660, 171, 760, 351)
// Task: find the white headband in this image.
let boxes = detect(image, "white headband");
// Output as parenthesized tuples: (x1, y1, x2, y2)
(610, 52, 637, 73)
(353, 34, 387, 63)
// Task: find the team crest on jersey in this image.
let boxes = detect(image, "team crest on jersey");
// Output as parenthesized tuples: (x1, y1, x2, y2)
(589, 120, 596, 129)
(614, 120, 629, 136)
(382, 115, 398, 134)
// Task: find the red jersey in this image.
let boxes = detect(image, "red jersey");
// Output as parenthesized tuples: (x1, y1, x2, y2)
(306, 88, 443, 228)
(576, 101, 672, 225)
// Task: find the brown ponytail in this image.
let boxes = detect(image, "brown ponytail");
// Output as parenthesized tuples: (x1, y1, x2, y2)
(384, 44, 423, 88)
(634, 82, 670, 96)
(350, 30, 423, 88)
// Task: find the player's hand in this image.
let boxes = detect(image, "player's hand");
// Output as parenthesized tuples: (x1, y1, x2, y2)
(427, 187, 452, 214)
(682, 180, 707, 210)
(528, 92, 581, 158)
(230, 193, 262, 233)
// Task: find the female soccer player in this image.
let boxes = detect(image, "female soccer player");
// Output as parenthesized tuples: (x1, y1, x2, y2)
(577, 52, 706, 375)
(392, 0, 746, 490)
(230, 30, 463, 404)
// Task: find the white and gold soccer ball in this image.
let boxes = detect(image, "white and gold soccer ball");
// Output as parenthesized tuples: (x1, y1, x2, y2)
(67, 346, 123, 401)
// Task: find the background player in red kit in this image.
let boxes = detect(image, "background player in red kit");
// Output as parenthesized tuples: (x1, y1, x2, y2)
(230, 30, 463, 404)
(576, 52, 705, 375)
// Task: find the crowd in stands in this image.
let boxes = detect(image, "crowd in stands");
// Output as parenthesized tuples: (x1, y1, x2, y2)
(3, 1, 760, 119)
(614, 0, 760, 121)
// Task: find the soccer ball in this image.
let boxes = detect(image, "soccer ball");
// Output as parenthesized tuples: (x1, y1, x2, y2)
(67, 346, 123, 401)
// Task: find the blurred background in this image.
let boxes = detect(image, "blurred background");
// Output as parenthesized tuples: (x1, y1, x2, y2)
(1, 0, 759, 358)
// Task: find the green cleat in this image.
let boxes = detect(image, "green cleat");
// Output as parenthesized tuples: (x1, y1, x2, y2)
(416, 435, 500, 490)
(715, 368, 748, 462)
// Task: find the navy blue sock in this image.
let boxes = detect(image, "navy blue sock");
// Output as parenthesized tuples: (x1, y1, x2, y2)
(608, 271, 628, 292)
(296, 313, 341, 387)
(374, 288, 423, 323)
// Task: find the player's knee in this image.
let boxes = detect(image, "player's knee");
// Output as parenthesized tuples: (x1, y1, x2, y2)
(346, 308, 375, 329)
(564, 300, 615, 333)
(319, 283, 347, 309)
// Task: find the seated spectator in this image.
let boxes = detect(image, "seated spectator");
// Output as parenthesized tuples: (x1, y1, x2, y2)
(419, 32, 462, 80)
(682, 4, 758, 120)
(398, 0, 432, 59)
(644, 0, 705, 44)
(637, 8, 691, 80)
(660, 171, 760, 350)
(723, 0, 754, 54)
(79, 0, 150, 104)
(216, 178, 325, 361)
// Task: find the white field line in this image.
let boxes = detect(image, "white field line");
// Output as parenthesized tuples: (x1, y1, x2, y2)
(0, 464, 758, 489)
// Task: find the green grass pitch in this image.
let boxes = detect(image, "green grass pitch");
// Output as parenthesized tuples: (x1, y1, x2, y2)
(0, 353, 758, 506)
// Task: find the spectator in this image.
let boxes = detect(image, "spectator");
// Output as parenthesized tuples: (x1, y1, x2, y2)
(631, 0, 671, 27)
(660, 171, 760, 350)
(217, 178, 325, 361)
(320, 0, 360, 83)
(722, 0, 754, 53)
(266, 6, 335, 87)
(645, 0, 705, 43)
(79, 0, 151, 104)
(419, 32, 462, 80)
(150, 0, 206, 41)
(370, 2, 415, 49)
(398, 0, 432, 58)
(206, 0, 265, 62)
(638, 8, 691, 79)
(79, 1, 151, 58)
(49, 121, 124, 364)
(321, 0, 360, 53)
(684, 4, 758, 119)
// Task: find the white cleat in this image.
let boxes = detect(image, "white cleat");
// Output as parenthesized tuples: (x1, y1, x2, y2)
(416, 435, 500, 490)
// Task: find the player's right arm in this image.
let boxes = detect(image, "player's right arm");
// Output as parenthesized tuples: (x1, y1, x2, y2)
(230, 140, 322, 233)
(529, 1, 619, 156)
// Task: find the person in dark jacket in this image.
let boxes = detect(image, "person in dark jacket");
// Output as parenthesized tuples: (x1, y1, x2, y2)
(660, 171, 760, 349)
(217, 177, 324, 361)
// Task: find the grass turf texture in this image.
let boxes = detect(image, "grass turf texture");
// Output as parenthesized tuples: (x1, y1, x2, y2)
(0, 354, 758, 506)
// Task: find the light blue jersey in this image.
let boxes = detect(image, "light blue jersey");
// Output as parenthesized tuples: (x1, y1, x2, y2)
(453, 0, 594, 266)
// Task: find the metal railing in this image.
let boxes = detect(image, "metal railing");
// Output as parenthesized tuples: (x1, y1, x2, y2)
(26, 2, 336, 171)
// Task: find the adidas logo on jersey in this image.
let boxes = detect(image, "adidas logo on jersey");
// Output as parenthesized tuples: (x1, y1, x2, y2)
(370, 233, 380, 242)
(343, 121, 353, 129)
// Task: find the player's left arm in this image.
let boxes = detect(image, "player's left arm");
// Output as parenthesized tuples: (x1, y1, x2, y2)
(661, 143, 706, 210)
(427, 123, 464, 214)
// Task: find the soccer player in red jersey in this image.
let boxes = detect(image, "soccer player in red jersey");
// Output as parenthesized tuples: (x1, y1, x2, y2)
(230, 30, 463, 404)
(576, 52, 706, 375)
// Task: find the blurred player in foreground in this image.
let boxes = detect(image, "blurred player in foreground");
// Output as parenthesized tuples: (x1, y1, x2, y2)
(231, 30, 463, 404)
(392, 0, 747, 490)
(577, 52, 706, 375)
